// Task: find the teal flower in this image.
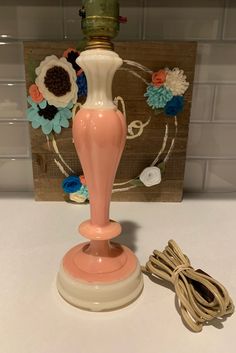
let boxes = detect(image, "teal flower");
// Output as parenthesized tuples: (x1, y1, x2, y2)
(79, 185, 89, 200)
(27, 96, 73, 135)
(69, 185, 89, 203)
(144, 85, 173, 110)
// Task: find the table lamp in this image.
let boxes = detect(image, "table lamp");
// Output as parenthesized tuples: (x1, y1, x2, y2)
(57, 0, 144, 311)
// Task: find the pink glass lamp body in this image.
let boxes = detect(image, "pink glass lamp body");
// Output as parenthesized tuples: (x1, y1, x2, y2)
(57, 49, 143, 310)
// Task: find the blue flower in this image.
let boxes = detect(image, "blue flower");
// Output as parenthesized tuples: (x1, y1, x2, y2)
(76, 73, 87, 97)
(62, 175, 82, 193)
(144, 85, 173, 110)
(164, 96, 184, 116)
(27, 97, 73, 135)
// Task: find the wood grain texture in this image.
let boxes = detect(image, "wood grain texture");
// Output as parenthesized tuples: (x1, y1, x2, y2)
(24, 41, 197, 202)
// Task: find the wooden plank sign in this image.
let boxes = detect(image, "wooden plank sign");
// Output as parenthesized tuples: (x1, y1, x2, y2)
(24, 41, 197, 202)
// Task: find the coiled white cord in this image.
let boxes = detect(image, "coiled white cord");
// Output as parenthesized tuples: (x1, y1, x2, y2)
(142, 240, 234, 332)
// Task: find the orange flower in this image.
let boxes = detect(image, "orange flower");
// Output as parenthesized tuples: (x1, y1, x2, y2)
(152, 70, 167, 87)
(79, 175, 86, 185)
(29, 84, 43, 103)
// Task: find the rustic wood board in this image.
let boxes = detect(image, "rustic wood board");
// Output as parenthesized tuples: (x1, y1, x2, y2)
(24, 41, 197, 202)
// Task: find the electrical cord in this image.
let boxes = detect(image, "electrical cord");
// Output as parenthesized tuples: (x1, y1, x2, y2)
(142, 240, 234, 332)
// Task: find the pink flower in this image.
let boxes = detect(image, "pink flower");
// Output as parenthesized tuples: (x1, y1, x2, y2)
(79, 175, 86, 185)
(29, 84, 43, 103)
(152, 70, 167, 87)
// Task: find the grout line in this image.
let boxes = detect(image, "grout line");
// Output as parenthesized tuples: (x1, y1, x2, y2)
(221, 0, 229, 40)
(0, 120, 28, 125)
(0, 80, 25, 84)
(189, 121, 236, 125)
(61, 0, 66, 40)
(202, 159, 209, 192)
(142, 0, 147, 40)
(0, 156, 32, 160)
(210, 84, 217, 121)
(187, 156, 236, 160)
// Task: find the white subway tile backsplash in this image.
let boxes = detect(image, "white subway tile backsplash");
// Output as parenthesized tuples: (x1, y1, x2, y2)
(205, 160, 236, 192)
(144, 0, 224, 40)
(184, 159, 205, 191)
(63, 0, 83, 40)
(0, 122, 30, 157)
(117, 0, 143, 40)
(0, 42, 25, 81)
(190, 84, 215, 122)
(214, 85, 236, 122)
(0, 158, 33, 191)
(195, 43, 236, 83)
(0, 83, 27, 120)
(0, 1, 63, 40)
(223, 0, 236, 40)
(0, 1, 234, 193)
(187, 123, 236, 158)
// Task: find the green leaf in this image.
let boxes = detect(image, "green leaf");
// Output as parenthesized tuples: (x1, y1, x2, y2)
(154, 109, 163, 116)
(28, 56, 37, 83)
(158, 162, 165, 173)
(130, 178, 143, 186)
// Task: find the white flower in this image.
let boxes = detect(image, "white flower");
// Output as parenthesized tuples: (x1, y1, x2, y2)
(164, 68, 189, 96)
(35, 55, 78, 108)
(69, 191, 87, 203)
(139, 167, 161, 187)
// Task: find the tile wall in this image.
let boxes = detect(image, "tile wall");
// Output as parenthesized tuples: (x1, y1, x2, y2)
(0, 0, 235, 193)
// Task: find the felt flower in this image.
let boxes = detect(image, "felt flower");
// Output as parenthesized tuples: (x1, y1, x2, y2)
(76, 73, 87, 97)
(79, 175, 86, 185)
(27, 97, 73, 135)
(29, 84, 44, 103)
(164, 68, 189, 96)
(139, 167, 161, 187)
(63, 48, 82, 76)
(35, 55, 78, 108)
(152, 69, 167, 87)
(69, 185, 89, 203)
(164, 96, 184, 116)
(144, 85, 173, 109)
(62, 175, 82, 193)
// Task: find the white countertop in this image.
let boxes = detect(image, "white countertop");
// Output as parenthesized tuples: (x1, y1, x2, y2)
(0, 193, 235, 353)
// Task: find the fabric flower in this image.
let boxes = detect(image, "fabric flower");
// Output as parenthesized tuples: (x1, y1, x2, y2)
(62, 175, 82, 193)
(29, 84, 44, 103)
(76, 73, 87, 97)
(79, 175, 86, 185)
(27, 97, 73, 135)
(164, 96, 184, 116)
(144, 85, 173, 109)
(152, 69, 167, 87)
(164, 68, 189, 96)
(35, 55, 78, 108)
(139, 167, 161, 187)
(63, 48, 82, 76)
(69, 185, 89, 203)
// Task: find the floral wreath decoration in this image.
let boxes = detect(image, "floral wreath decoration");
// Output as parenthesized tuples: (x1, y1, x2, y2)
(27, 48, 89, 203)
(26, 47, 189, 203)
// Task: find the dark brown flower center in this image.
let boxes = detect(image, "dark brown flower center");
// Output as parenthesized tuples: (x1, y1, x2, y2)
(44, 66, 71, 97)
(38, 103, 58, 121)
